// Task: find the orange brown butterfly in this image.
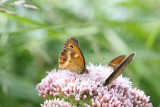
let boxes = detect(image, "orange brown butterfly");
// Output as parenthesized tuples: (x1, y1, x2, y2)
(59, 37, 136, 85)
(104, 53, 135, 86)
(59, 37, 88, 74)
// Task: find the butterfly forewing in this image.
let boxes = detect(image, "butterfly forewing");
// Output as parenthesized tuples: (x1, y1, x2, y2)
(71, 37, 79, 45)
(103, 52, 136, 86)
(64, 37, 79, 48)
(59, 48, 85, 74)
(63, 37, 85, 68)
(108, 55, 126, 70)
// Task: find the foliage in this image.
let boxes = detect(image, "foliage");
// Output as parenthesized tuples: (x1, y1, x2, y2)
(0, 0, 160, 106)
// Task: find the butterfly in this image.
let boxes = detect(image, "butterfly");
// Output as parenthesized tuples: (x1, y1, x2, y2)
(103, 52, 136, 86)
(59, 37, 88, 74)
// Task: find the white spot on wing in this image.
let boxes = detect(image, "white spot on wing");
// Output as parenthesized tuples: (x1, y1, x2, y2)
(74, 53, 78, 58)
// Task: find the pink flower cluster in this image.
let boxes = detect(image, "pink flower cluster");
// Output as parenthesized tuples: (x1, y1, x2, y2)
(41, 98, 75, 107)
(36, 63, 152, 107)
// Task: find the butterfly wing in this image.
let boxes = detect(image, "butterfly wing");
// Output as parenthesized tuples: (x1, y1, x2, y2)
(64, 37, 79, 48)
(63, 37, 85, 69)
(108, 55, 126, 70)
(59, 47, 85, 74)
(103, 52, 136, 86)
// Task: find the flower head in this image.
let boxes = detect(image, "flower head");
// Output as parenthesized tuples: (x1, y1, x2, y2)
(41, 98, 75, 107)
(36, 63, 152, 107)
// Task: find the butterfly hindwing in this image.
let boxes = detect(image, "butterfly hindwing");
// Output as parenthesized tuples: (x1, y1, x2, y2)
(59, 48, 85, 74)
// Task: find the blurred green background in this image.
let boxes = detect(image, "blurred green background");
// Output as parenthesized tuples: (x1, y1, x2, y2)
(0, 0, 160, 106)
